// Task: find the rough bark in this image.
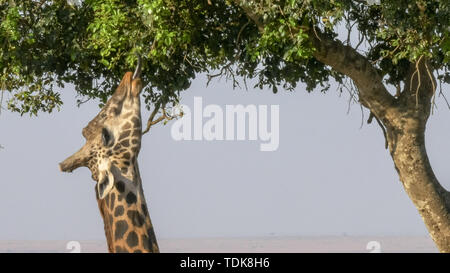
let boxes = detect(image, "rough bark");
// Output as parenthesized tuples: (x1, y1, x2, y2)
(312, 35, 450, 252)
(388, 121, 450, 252)
(313, 37, 450, 252)
(308, 30, 396, 119)
(383, 60, 450, 252)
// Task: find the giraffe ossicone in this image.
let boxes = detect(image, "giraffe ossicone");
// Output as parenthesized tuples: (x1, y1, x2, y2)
(59, 58, 159, 253)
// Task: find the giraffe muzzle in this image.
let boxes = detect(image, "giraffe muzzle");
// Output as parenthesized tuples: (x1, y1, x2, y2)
(59, 144, 90, 173)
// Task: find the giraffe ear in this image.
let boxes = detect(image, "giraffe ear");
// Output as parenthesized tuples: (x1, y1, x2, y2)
(97, 171, 115, 199)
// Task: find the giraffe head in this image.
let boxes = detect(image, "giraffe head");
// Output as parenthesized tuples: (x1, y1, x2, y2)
(60, 59, 159, 252)
(60, 61, 143, 199)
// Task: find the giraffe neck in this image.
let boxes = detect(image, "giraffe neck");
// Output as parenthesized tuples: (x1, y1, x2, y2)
(96, 167, 159, 253)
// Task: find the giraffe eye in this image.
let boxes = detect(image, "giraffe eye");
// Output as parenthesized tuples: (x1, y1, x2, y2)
(102, 128, 114, 147)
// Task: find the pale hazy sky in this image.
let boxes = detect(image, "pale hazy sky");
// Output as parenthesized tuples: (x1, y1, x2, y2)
(0, 73, 449, 243)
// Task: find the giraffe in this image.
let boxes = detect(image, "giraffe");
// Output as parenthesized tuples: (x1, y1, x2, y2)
(59, 58, 159, 253)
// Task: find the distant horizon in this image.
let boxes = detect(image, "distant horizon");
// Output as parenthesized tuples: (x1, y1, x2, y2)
(0, 236, 438, 253)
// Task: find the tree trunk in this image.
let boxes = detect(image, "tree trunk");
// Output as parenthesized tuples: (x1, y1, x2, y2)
(310, 30, 450, 252)
(385, 116, 450, 252)
(234, 3, 450, 252)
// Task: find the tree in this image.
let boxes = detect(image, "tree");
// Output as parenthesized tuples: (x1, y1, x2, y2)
(1, 0, 449, 251)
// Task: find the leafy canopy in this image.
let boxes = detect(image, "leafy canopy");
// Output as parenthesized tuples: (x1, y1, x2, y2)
(0, 0, 448, 115)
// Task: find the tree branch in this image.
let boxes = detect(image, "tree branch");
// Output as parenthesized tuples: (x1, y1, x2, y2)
(142, 101, 162, 135)
(233, 1, 264, 32)
(401, 57, 436, 114)
(142, 102, 182, 135)
(233, 0, 396, 119)
(307, 29, 396, 119)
